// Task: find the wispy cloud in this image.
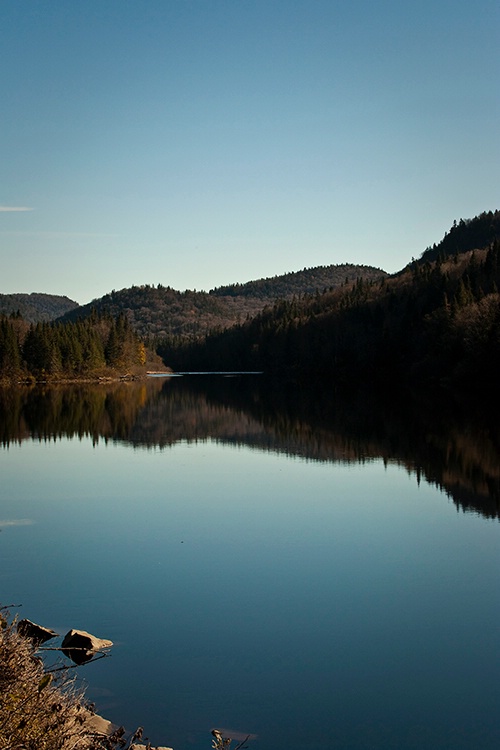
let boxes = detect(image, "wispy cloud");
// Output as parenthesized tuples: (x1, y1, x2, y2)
(0, 206, 34, 212)
(0, 230, 120, 237)
(0, 519, 34, 528)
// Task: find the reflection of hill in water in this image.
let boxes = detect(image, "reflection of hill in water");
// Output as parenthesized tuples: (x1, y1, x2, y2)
(1, 377, 499, 519)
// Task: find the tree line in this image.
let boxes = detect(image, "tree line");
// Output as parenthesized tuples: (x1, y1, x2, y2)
(160, 237, 500, 394)
(3, 209, 499, 392)
(0, 311, 147, 382)
(55, 265, 385, 341)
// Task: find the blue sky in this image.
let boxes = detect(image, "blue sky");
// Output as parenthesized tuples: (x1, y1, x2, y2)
(1, 0, 499, 304)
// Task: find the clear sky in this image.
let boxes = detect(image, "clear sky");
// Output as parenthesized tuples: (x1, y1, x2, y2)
(1, 0, 499, 304)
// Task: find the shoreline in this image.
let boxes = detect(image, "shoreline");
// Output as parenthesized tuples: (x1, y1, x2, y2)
(0, 608, 173, 750)
(0, 368, 173, 388)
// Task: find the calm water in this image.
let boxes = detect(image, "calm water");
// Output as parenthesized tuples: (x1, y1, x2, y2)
(1, 377, 499, 750)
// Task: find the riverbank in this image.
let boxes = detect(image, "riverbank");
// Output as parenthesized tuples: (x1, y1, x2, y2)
(0, 365, 173, 388)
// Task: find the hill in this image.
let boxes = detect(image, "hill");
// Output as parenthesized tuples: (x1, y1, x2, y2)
(210, 263, 384, 299)
(58, 264, 386, 339)
(0, 293, 79, 323)
(408, 209, 500, 267)
(164, 212, 500, 393)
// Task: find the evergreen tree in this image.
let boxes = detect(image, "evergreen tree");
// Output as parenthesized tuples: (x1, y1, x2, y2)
(0, 317, 22, 377)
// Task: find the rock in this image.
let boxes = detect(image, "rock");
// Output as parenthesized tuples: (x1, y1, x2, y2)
(80, 709, 120, 736)
(17, 619, 58, 644)
(130, 746, 173, 750)
(61, 629, 113, 664)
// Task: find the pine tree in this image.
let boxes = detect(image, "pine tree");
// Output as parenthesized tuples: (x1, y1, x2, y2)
(0, 318, 22, 377)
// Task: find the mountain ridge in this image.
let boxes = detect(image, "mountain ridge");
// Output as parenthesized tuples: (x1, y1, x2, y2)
(1, 263, 386, 333)
(56, 262, 386, 339)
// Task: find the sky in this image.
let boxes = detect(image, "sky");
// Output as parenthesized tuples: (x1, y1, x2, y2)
(1, 0, 499, 304)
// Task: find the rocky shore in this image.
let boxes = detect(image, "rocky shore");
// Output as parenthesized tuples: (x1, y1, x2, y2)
(0, 608, 172, 750)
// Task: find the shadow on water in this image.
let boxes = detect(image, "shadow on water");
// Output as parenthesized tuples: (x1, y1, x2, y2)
(1, 375, 499, 519)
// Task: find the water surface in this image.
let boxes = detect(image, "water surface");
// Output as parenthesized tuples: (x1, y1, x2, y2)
(1, 378, 499, 750)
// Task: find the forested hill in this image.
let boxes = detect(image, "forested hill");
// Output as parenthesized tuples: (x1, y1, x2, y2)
(210, 263, 385, 299)
(0, 293, 79, 322)
(410, 209, 500, 267)
(58, 263, 386, 339)
(164, 235, 500, 394)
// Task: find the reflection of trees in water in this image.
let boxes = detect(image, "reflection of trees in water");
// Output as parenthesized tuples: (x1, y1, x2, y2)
(205, 377, 500, 518)
(1, 377, 499, 519)
(0, 381, 161, 446)
(239, 379, 500, 519)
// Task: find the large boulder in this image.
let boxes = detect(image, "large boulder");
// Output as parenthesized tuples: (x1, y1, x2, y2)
(61, 629, 113, 664)
(17, 619, 58, 644)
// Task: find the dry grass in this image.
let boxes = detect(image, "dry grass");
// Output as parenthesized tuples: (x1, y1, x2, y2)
(0, 608, 137, 750)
